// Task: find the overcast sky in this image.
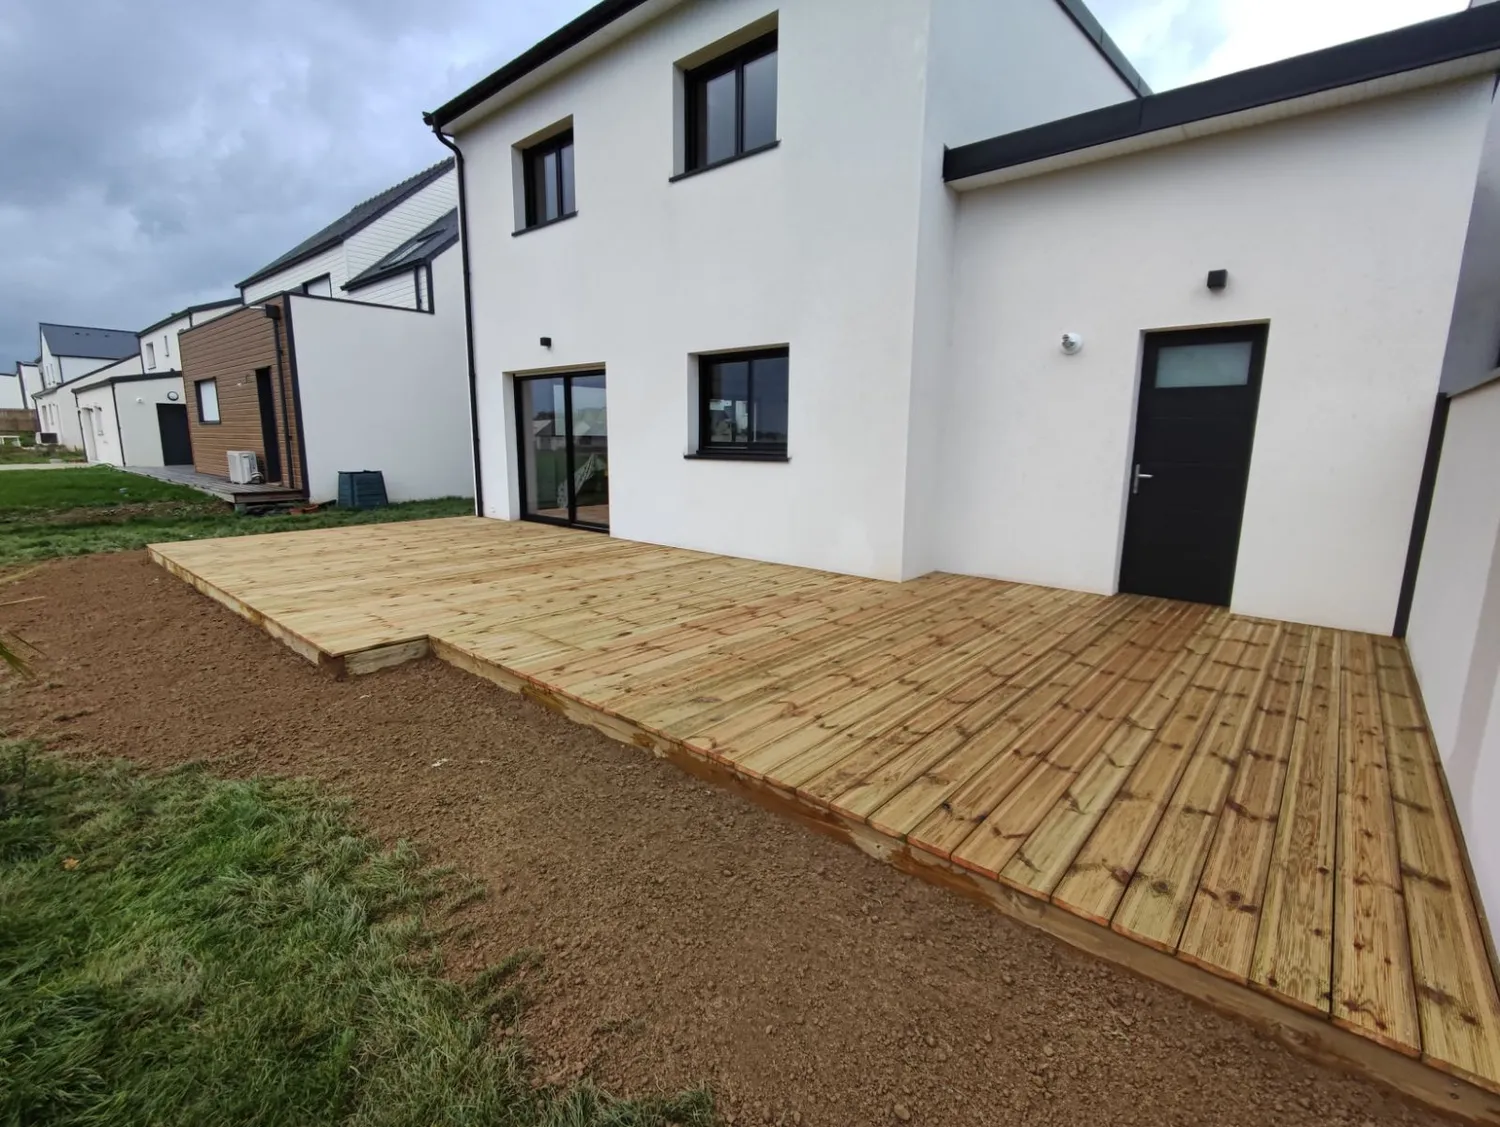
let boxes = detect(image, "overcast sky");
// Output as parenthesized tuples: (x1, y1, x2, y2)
(0, 0, 1467, 369)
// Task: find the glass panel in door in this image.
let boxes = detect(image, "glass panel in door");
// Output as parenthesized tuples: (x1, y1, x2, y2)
(519, 376, 570, 522)
(570, 373, 609, 528)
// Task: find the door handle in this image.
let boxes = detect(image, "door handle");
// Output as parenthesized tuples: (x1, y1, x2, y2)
(1132, 464, 1154, 495)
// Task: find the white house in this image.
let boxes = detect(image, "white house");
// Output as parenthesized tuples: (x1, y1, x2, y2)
(428, 3, 1500, 908)
(62, 354, 145, 463)
(31, 323, 139, 448)
(15, 359, 41, 402)
(0, 368, 25, 410)
(178, 164, 471, 504)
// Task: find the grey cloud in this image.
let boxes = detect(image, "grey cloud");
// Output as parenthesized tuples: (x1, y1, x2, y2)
(0, 0, 583, 365)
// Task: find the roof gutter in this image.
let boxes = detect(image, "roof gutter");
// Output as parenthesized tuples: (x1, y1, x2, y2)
(424, 119, 484, 515)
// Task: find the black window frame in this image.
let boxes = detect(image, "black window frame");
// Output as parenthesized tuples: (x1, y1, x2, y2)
(684, 31, 778, 173)
(695, 346, 789, 460)
(521, 128, 577, 231)
(300, 274, 332, 296)
(195, 378, 221, 425)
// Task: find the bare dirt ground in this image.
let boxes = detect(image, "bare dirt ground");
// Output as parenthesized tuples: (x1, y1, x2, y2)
(1, 551, 1453, 1127)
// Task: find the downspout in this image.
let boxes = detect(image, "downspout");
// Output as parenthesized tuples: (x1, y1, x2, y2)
(264, 304, 297, 489)
(110, 383, 126, 465)
(424, 116, 484, 515)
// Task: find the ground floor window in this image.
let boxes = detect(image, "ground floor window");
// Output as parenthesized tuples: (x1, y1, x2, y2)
(515, 371, 608, 530)
(697, 347, 788, 458)
(196, 379, 221, 424)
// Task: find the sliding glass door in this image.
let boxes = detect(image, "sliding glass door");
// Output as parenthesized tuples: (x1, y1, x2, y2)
(516, 371, 608, 530)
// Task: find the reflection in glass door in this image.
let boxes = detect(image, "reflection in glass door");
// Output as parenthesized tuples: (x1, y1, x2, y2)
(515, 371, 608, 530)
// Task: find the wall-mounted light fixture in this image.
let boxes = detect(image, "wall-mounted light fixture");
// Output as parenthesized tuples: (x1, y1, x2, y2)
(1060, 332, 1083, 355)
(166, 390, 179, 401)
(540, 336, 553, 348)
(1207, 269, 1228, 291)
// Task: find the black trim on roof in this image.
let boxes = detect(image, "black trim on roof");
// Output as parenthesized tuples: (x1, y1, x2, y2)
(342, 210, 459, 292)
(424, 0, 1144, 129)
(237, 159, 455, 290)
(137, 299, 241, 338)
(426, 0, 653, 128)
(945, 4, 1500, 184)
(71, 370, 184, 391)
(1053, 0, 1148, 97)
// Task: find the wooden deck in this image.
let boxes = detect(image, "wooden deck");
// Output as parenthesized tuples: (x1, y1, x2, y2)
(150, 517, 1500, 1122)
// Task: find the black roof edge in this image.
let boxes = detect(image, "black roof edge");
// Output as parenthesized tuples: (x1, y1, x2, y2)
(1053, 0, 1149, 97)
(137, 298, 241, 337)
(73, 370, 184, 391)
(426, 0, 652, 129)
(424, 0, 1142, 130)
(945, 4, 1500, 183)
(236, 160, 455, 289)
(343, 232, 459, 293)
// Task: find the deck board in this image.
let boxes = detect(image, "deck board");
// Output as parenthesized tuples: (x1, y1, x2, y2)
(148, 517, 1500, 1111)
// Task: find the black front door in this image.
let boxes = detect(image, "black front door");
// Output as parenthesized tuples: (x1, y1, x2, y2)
(156, 403, 193, 465)
(515, 372, 609, 530)
(255, 369, 283, 483)
(1119, 325, 1267, 607)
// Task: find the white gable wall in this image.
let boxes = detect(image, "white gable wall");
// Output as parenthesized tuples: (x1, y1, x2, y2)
(936, 79, 1494, 633)
(1407, 377, 1500, 930)
(288, 247, 472, 503)
(0, 373, 23, 410)
(343, 170, 457, 277)
(901, 0, 1139, 577)
(241, 244, 346, 306)
(461, 0, 1136, 578)
(17, 362, 40, 401)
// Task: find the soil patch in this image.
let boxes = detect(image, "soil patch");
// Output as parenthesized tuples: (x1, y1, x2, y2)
(1, 551, 1450, 1127)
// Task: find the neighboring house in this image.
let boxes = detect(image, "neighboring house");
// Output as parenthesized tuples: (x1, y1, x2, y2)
(236, 159, 456, 303)
(70, 360, 191, 468)
(428, 4, 1500, 909)
(31, 323, 139, 447)
(138, 298, 240, 377)
(179, 166, 469, 503)
(39, 353, 144, 460)
(0, 368, 24, 410)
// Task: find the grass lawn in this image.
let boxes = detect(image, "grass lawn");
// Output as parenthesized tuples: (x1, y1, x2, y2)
(0, 466, 473, 566)
(0, 746, 712, 1127)
(0, 444, 85, 465)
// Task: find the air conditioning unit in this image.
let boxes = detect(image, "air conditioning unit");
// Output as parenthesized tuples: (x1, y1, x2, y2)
(226, 450, 262, 485)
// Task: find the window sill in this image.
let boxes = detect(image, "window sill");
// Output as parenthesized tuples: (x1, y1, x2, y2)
(684, 449, 789, 463)
(513, 211, 578, 237)
(669, 140, 780, 183)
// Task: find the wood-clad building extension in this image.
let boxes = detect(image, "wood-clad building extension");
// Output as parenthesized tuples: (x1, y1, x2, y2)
(178, 296, 303, 492)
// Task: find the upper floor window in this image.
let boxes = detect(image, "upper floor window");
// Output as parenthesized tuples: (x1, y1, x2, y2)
(144, 341, 157, 369)
(697, 347, 788, 458)
(523, 130, 576, 229)
(685, 32, 777, 172)
(301, 275, 332, 297)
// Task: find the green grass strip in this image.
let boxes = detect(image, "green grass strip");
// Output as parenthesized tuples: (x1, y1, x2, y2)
(0, 747, 713, 1127)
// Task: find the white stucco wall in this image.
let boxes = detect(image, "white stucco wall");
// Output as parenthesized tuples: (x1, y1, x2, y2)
(901, 0, 1138, 577)
(460, 0, 1133, 578)
(1407, 378, 1500, 923)
(17, 362, 40, 401)
(286, 247, 472, 503)
(74, 375, 188, 466)
(1441, 86, 1500, 396)
(0, 373, 23, 410)
(938, 79, 1494, 632)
